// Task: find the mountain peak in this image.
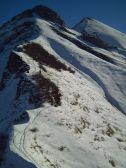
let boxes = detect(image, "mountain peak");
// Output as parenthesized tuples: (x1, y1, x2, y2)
(0, 5, 64, 31)
(74, 17, 126, 49)
(75, 17, 94, 25)
(81, 17, 94, 22)
(32, 5, 64, 25)
(73, 17, 94, 32)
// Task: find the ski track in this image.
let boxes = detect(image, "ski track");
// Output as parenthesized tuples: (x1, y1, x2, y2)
(13, 109, 43, 168)
(12, 52, 43, 168)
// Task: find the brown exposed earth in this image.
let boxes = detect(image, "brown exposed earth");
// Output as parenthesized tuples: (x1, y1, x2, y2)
(22, 42, 74, 73)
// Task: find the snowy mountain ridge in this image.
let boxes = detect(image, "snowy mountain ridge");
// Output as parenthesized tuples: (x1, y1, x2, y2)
(74, 17, 126, 50)
(0, 5, 126, 168)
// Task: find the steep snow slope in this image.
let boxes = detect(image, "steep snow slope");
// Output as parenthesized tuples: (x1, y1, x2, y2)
(49, 22, 126, 114)
(74, 17, 126, 50)
(0, 6, 126, 168)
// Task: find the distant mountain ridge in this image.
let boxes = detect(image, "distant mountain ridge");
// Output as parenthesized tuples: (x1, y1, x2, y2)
(74, 17, 126, 50)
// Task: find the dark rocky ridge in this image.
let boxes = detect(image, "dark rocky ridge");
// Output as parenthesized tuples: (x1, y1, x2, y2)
(0, 52, 29, 91)
(0, 21, 36, 52)
(33, 5, 64, 26)
(16, 72, 62, 108)
(0, 5, 65, 54)
(0, 51, 62, 108)
(52, 26, 115, 65)
(81, 31, 117, 50)
(0, 5, 64, 32)
(22, 42, 74, 73)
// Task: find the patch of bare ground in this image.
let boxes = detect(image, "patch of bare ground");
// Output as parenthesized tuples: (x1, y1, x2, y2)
(80, 117, 90, 129)
(116, 137, 123, 142)
(74, 126, 82, 134)
(71, 94, 80, 105)
(94, 134, 104, 141)
(6, 52, 29, 74)
(15, 75, 43, 107)
(58, 146, 69, 151)
(96, 123, 117, 138)
(29, 127, 38, 133)
(44, 156, 61, 168)
(22, 42, 74, 73)
(31, 136, 61, 167)
(16, 72, 62, 107)
(32, 73, 62, 107)
(105, 124, 115, 137)
(109, 159, 116, 167)
(74, 117, 90, 134)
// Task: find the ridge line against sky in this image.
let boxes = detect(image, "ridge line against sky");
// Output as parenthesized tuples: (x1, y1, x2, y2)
(0, 0, 126, 33)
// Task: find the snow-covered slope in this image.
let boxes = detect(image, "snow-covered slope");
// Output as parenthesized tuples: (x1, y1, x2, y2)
(74, 17, 126, 50)
(0, 6, 126, 168)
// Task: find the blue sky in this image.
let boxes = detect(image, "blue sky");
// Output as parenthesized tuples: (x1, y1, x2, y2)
(0, 0, 126, 33)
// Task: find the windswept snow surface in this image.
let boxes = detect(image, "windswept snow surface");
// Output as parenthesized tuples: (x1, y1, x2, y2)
(37, 19, 126, 114)
(0, 13, 126, 168)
